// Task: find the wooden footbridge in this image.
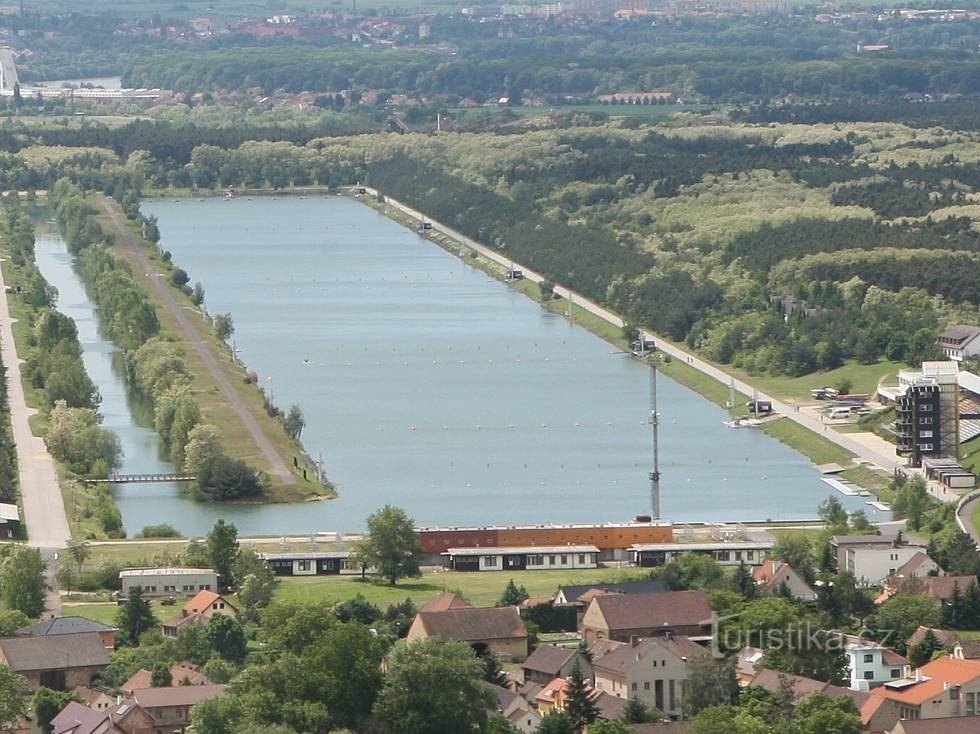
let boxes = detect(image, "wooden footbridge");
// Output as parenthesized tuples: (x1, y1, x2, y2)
(85, 473, 196, 484)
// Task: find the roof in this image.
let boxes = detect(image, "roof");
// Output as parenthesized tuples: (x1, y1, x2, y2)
(923, 576, 978, 601)
(592, 635, 709, 675)
(119, 567, 216, 577)
(907, 626, 960, 648)
(631, 724, 690, 734)
(894, 552, 934, 578)
(184, 589, 221, 612)
(555, 580, 666, 605)
(17, 616, 115, 637)
(875, 657, 980, 705)
(72, 686, 112, 706)
(0, 502, 19, 521)
(131, 683, 226, 708)
(896, 716, 980, 734)
(588, 591, 712, 632)
(830, 533, 895, 545)
(122, 663, 209, 694)
(937, 325, 980, 345)
(444, 545, 599, 556)
(259, 551, 350, 560)
(0, 632, 110, 671)
(958, 640, 980, 659)
(481, 682, 520, 712)
(522, 644, 576, 676)
(420, 592, 474, 613)
(629, 542, 772, 552)
(51, 701, 108, 734)
(414, 606, 527, 642)
(753, 560, 813, 594)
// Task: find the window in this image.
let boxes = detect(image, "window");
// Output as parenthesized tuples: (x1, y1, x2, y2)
(966, 692, 975, 716)
(560, 555, 568, 565)
(652, 660, 657, 668)
(864, 654, 874, 663)
(644, 682, 650, 690)
(298, 560, 310, 571)
(669, 679, 676, 711)
(920, 430, 933, 438)
(919, 417, 933, 425)
(951, 686, 960, 700)
(483, 556, 499, 567)
(200, 584, 211, 590)
(899, 706, 920, 720)
(920, 403, 933, 412)
(183, 585, 193, 592)
(920, 443, 934, 452)
(578, 555, 586, 565)
(549, 556, 556, 566)
(631, 683, 637, 692)
(891, 669, 901, 678)
(864, 671, 874, 680)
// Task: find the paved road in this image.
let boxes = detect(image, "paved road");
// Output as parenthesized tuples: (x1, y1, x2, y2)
(0, 260, 71, 549)
(100, 198, 294, 484)
(368, 188, 902, 475)
(957, 493, 980, 545)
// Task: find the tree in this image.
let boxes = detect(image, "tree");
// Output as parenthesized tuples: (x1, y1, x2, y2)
(589, 720, 634, 734)
(170, 268, 190, 287)
(564, 660, 599, 730)
(499, 579, 529, 606)
(794, 692, 860, 734)
(305, 622, 385, 729)
(909, 627, 945, 667)
(771, 535, 815, 583)
(0, 610, 28, 636)
(66, 539, 91, 573)
(206, 519, 239, 591)
(373, 639, 493, 734)
(733, 561, 757, 600)
(938, 531, 980, 576)
(623, 697, 657, 724)
(197, 456, 267, 501)
(537, 710, 577, 734)
(183, 424, 223, 475)
(352, 505, 423, 586)
(56, 565, 76, 599)
(116, 587, 158, 647)
(818, 497, 849, 529)
(675, 552, 725, 590)
(1, 546, 47, 617)
(33, 687, 76, 734)
(482, 651, 505, 685)
(871, 594, 940, 651)
(206, 614, 247, 663)
(261, 601, 336, 655)
(684, 658, 739, 716)
(214, 313, 234, 341)
(191, 282, 206, 306)
(151, 661, 172, 687)
(284, 405, 305, 440)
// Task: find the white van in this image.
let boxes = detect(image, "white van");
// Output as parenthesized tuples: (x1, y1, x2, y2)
(828, 407, 852, 419)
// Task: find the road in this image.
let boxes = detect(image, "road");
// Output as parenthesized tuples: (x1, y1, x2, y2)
(366, 188, 902, 475)
(957, 493, 980, 545)
(100, 198, 294, 485)
(0, 260, 71, 550)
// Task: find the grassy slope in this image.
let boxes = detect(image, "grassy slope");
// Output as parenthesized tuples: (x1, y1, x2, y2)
(95, 203, 329, 502)
(758, 417, 856, 466)
(728, 360, 904, 403)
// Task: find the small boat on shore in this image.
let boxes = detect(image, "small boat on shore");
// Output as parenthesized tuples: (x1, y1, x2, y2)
(724, 417, 760, 428)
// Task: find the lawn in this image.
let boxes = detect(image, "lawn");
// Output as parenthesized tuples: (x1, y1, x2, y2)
(962, 435, 980, 475)
(272, 567, 647, 608)
(61, 602, 120, 626)
(728, 360, 904, 403)
(759, 417, 856, 467)
(87, 541, 190, 568)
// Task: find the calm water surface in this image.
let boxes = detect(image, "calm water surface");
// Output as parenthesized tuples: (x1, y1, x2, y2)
(120, 196, 864, 535)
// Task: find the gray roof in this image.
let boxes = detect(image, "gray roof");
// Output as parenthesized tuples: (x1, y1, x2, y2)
(556, 580, 666, 604)
(481, 682, 520, 712)
(592, 635, 709, 675)
(938, 325, 980, 345)
(830, 533, 896, 545)
(522, 644, 576, 675)
(17, 616, 116, 637)
(415, 606, 527, 642)
(589, 591, 712, 632)
(0, 632, 110, 672)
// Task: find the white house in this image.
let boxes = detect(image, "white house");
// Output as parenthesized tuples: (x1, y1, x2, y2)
(843, 544, 926, 587)
(442, 545, 599, 572)
(935, 325, 980, 362)
(843, 636, 909, 689)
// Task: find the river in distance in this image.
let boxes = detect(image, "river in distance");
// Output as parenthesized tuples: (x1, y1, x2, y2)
(75, 195, 870, 537)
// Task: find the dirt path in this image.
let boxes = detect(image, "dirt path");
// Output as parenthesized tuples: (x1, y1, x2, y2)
(99, 198, 294, 485)
(0, 259, 70, 551)
(368, 188, 903, 475)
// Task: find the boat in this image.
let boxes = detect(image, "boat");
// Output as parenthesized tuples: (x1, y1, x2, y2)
(723, 417, 760, 428)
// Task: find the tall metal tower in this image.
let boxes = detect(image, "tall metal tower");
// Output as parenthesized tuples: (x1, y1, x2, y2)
(648, 359, 661, 520)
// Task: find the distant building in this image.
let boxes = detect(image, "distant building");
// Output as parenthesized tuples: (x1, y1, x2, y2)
(407, 606, 528, 661)
(936, 325, 980, 362)
(753, 560, 816, 601)
(161, 590, 238, 638)
(16, 616, 116, 650)
(521, 644, 591, 685)
(892, 361, 960, 467)
(830, 532, 898, 571)
(553, 580, 666, 607)
(580, 590, 712, 645)
(259, 550, 353, 576)
(843, 543, 927, 587)
(591, 633, 709, 717)
(869, 656, 980, 720)
(442, 545, 599, 572)
(628, 541, 772, 568)
(0, 632, 109, 689)
(119, 567, 218, 597)
(842, 635, 908, 688)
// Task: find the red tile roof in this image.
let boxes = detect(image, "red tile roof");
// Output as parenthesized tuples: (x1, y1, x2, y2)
(589, 591, 712, 632)
(420, 592, 473, 613)
(873, 657, 980, 706)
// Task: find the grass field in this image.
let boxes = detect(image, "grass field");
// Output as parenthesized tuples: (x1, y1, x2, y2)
(728, 361, 904, 403)
(96, 198, 328, 503)
(759, 417, 856, 467)
(271, 566, 648, 608)
(962, 435, 980, 475)
(61, 602, 120, 626)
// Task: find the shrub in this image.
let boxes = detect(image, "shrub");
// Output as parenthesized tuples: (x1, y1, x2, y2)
(137, 524, 181, 538)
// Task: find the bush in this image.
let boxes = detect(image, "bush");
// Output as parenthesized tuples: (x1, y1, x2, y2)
(196, 456, 268, 501)
(170, 268, 190, 287)
(137, 524, 181, 538)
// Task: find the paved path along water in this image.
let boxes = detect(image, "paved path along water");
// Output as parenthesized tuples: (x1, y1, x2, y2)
(369, 188, 902, 476)
(0, 259, 70, 550)
(100, 197, 294, 485)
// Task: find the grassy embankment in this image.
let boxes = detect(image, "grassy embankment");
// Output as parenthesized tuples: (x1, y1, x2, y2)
(96, 198, 329, 503)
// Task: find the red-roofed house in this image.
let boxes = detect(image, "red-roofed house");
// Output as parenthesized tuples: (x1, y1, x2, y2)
(407, 606, 528, 661)
(420, 592, 473, 613)
(161, 590, 237, 638)
(753, 560, 816, 601)
(871, 656, 980, 720)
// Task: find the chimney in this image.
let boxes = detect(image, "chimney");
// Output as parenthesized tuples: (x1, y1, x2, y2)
(630, 635, 640, 648)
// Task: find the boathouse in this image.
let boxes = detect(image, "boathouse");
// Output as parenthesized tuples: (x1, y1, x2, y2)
(442, 545, 599, 572)
(628, 541, 772, 568)
(259, 550, 354, 576)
